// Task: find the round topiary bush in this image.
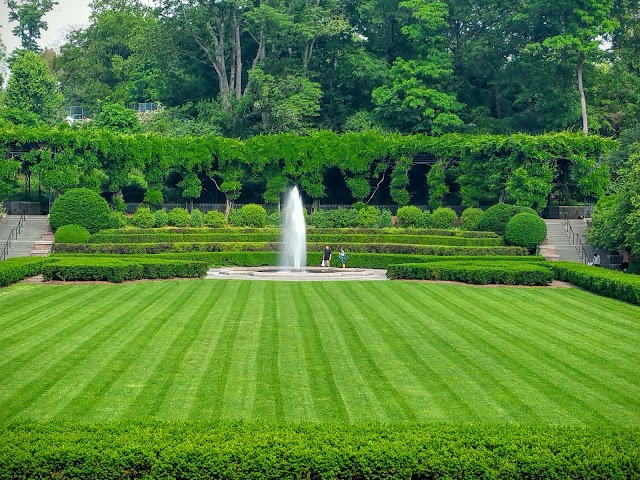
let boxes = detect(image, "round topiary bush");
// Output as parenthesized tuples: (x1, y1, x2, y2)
(431, 207, 458, 229)
(54, 224, 91, 244)
(355, 206, 380, 228)
(460, 207, 483, 230)
(505, 212, 547, 251)
(191, 208, 204, 227)
(109, 211, 128, 229)
(240, 204, 267, 227)
(396, 206, 422, 227)
(167, 207, 191, 227)
(476, 203, 519, 235)
(130, 206, 155, 228)
(50, 188, 111, 233)
(204, 210, 227, 227)
(154, 209, 168, 227)
(416, 210, 432, 228)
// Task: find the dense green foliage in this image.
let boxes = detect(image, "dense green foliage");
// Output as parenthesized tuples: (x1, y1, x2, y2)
(460, 207, 483, 230)
(505, 213, 548, 251)
(49, 188, 111, 233)
(387, 261, 553, 285)
(397, 206, 422, 227)
(0, 257, 48, 287)
(53, 224, 91, 244)
(0, 422, 638, 479)
(129, 206, 155, 228)
(430, 207, 458, 229)
(166, 207, 191, 227)
(239, 204, 267, 228)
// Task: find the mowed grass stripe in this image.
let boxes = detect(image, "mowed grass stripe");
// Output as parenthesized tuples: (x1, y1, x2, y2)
(293, 283, 349, 421)
(54, 282, 184, 421)
(441, 287, 621, 423)
(0, 284, 155, 420)
(356, 282, 529, 422)
(314, 283, 418, 422)
(190, 281, 252, 419)
(479, 288, 640, 416)
(0, 286, 72, 333)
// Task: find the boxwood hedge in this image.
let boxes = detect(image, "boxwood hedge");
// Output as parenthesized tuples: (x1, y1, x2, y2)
(0, 422, 638, 479)
(0, 257, 49, 287)
(387, 261, 554, 285)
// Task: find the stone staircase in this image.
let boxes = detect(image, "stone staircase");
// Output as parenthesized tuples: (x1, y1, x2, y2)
(0, 215, 53, 260)
(541, 219, 585, 263)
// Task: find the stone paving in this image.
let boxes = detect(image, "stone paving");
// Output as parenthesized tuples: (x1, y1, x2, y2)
(206, 266, 388, 281)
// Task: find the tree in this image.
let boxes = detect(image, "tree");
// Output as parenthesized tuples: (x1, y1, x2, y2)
(3, 50, 63, 124)
(93, 102, 141, 133)
(6, 0, 57, 52)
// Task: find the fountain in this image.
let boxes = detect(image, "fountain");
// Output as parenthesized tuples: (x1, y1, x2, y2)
(279, 186, 307, 270)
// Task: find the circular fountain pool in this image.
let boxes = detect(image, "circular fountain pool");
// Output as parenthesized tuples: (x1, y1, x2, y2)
(206, 266, 387, 281)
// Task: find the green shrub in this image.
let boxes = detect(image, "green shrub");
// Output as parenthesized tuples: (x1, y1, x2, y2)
(240, 204, 267, 227)
(431, 207, 458, 229)
(108, 210, 128, 229)
(416, 210, 432, 228)
(204, 210, 227, 227)
(167, 207, 191, 227)
(309, 208, 358, 228)
(1, 422, 637, 479)
(379, 209, 392, 228)
(266, 210, 280, 227)
(50, 188, 112, 233)
(514, 206, 539, 216)
(460, 207, 483, 230)
(0, 257, 48, 287)
(130, 206, 156, 228)
(54, 224, 91, 244)
(110, 195, 126, 213)
(227, 208, 243, 226)
(355, 206, 380, 228)
(190, 208, 204, 227)
(154, 209, 168, 227)
(396, 206, 422, 227)
(505, 213, 547, 251)
(387, 261, 553, 285)
(143, 187, 164, 207)
(476, 203, 518, 235)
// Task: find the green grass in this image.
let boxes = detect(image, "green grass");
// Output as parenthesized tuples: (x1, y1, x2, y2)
(0, 280, 639, 424)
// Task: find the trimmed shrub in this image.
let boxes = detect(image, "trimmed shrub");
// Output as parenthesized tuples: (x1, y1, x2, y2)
(431, 207, 458, 229)
(108, 211, 128, 229)
(308, 208, 358, 228)
(379, 209, 393, 228)
(130, 206, 156, 228)
(54, 224, 91, 244)
(154, 209, 168, 227)
(167, 207, 191, 227)
(143, 187, 164, 207)
(460, 207, 483, 230)
(416, 210, 432, 228)
(240, 203, 267, 227)
(476, 203, 518, 235)
(227, 208, 243, 226)
(266, 210, 280, 227)
(396, 206, 422, 227)
(505, 213, 547, 250)
(190, 208, 204, 227)
(355, 206, 380, 228)
(515, 206, 539, 216)
(0, 257, 48, 287)
(50, 188, 111, 233)
(204, 210, 227, 227)
(387, 261, 553, 285)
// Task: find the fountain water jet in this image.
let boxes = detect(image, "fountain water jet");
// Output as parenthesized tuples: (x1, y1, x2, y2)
(280, 186, 307, 270)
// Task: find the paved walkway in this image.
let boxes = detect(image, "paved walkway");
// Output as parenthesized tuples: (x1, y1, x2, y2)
(206, 267, 388, 281)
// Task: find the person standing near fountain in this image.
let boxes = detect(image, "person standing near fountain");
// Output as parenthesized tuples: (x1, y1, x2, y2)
(322, 245, 332, 267)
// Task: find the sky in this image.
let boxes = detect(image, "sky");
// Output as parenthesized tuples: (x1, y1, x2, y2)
(0, 0, 92, 55)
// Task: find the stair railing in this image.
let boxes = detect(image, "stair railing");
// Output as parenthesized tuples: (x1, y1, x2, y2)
(562, 214, 589, 265)
(0, 214, 26, 262)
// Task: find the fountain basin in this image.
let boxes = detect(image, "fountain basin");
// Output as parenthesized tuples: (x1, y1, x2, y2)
(207, 266, 387, 281)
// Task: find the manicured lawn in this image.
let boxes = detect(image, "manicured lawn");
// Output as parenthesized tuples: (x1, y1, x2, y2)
(0, 280, 639, 424)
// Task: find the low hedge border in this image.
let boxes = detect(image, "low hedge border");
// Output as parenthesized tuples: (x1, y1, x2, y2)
(87, 233, 504, 247)
(387, 261, 554, 285)
(548, 261, 640, 305)
(98, 227, 501, 238)
(0, 422, 638, 479)
(58, 242, 523, 256)
(41, 257, 208, 283)
(0, 257, 49, 287)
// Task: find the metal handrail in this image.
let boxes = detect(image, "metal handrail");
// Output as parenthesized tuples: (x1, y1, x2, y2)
(562, 214, 589, 265)
(0, 214, 26, 262)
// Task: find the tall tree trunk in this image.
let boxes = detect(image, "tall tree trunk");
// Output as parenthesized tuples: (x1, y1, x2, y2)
(234, 14, 242, 99)
(577, 52, 588, 135)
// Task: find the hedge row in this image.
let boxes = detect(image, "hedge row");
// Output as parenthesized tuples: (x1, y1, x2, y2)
(41, 257, 208, 283)
(0, 421, 638, 480)
(88, 232, 504, 247)
(387, 261, 554, 285)
(58, 242, 525, 257)
(0, 257, 49, 287)
(548, 261, 640, 305)
(99, 227, 501, 238)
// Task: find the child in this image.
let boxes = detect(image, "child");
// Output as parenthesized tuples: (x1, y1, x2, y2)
(339, 248, 347, 268)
